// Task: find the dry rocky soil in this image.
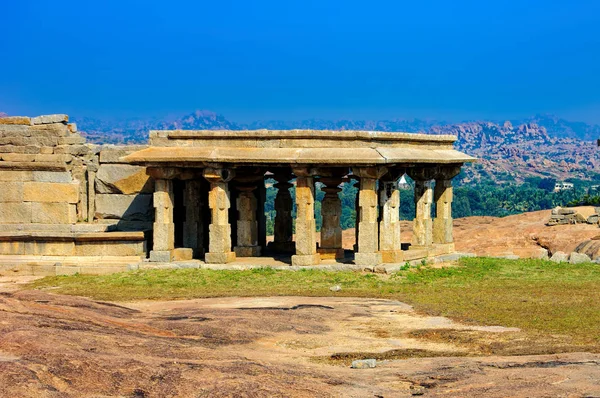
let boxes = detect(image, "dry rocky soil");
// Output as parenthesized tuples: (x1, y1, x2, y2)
(2, 280, 600, 397)
(2, 210, 600, 397)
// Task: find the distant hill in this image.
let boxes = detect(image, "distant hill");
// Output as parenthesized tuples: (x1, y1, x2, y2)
(56, 110, 600, 183)
(0, 112, 7, 118)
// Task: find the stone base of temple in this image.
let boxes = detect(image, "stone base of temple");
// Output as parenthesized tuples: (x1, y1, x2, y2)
(172, 248, 193, 261)
(291, 253, 321, 266)
(205, 251, 236, 264)
(234, 246, 262, 257)
(150, 250, 172, 262)
(380, 250, 404, 263)
(354, 252, 383, 266)
(317, 247, 345, 260)
(267, 241, 296, 253)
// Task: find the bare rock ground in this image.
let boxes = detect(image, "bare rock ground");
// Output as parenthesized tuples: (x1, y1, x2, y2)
(2, 280, 600, 397)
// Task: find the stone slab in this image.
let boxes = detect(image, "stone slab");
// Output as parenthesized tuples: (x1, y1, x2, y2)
(96, 164, 154, 194)
(30, 114, 68, 125)
(0, 182, 23, 202)
(95, 194, 153, 221)
(172, 248, 193, 261)
(23, 182, 79, 203)
(0, 116, 31, 125)
(149, 250, 172, 262)
(291, 253, 321, 266)
(31, 202, 77, 224)
(205, 251, 236, 264)
(0, 202, 32, 223)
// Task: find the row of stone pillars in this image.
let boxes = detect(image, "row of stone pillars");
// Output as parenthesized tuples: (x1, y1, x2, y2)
(148, 164, 461, 265)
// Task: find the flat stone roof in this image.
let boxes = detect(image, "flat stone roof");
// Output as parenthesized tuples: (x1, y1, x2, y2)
(124, 129, 476, 166)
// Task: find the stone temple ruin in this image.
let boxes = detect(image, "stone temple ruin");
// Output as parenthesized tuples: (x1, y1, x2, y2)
(0, 114, 475, 275)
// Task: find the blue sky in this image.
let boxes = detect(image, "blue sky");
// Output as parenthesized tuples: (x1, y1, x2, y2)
(1, 1, 600, 123)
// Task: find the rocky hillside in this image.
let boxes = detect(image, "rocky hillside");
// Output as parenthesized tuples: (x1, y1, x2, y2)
(429, 121, 598, 183)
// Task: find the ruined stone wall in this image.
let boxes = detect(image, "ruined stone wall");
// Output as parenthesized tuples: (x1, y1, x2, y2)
(0, 115, 153, 233)
(0, 115, 92, 229)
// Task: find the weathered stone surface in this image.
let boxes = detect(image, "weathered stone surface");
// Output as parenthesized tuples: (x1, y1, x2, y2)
(0, 170, 32, 181)
(149, 250, 172, 262)
(32, 171, 72, 183)
(53, 145, 91, 156)
(550, 251, 569, 263)
(1, 153, 36, 162)
(292, 174, 320, 266)
(58, 135, 86, 145)
(75, 241, 145, 256)
(30, 123, 69, 137)
(31, 202, 77, 224)
(205, 251, 236, 264)
(569, 252, 591, 264)
(379, 180, 402, 261)
(172, 248, 193, 261)
(30, 114, 68, 125)
(234, 187, 261, 257)
(271, 176, 294, 252)
(355, 176, 381, 265)
(153, 223, 174, 251)
(412, 179, 433, 247)
(0, 182, 23, 202)
(99, 145, 148, 163)
(351, 359, 377, 369)
(0, 116, 31, 125)
(574, 239, 600, 261)
(23, 182, 79, 203)
(24, 241, 75, 256)
(95, 194, 153, 221)
(33, 154, 72, 163)
(0, 202, 31, 223)
(96, 164, 153, 194)
(319, 178, 343, 259)
(0, 136, 57, 146)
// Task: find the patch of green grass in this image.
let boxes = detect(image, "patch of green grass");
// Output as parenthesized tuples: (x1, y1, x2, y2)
(29, 257, 600, 346)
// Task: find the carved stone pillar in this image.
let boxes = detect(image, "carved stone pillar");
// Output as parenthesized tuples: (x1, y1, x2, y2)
(353, 167, 387, 266)
(353, 177, 360, 252)
(150, 178, 175, 262)
(291, 168, 320, 266)
(234, 185, 261, 257)
(183, 179, 204, 258)
(318, 177, 344, 260)
(203, 167, 236, 264)
(408, 167, 437, 248)
(268, 173, 295, 253)
(379, 178, 403, 263)
(433, 165, 461, 248)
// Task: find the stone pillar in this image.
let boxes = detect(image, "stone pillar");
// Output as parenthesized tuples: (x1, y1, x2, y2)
(433, 165, 461, 248)
(353, 177, 360, 252)
(234, 185, 261, 257)
(268, 174, 295, 253)
(150, 178, 175, 262)
(353, 167, 387, 266)
(87, 165, 97, 223)
(291, 168, 320, 266)
(379, 179, 403, 263)
(318, 177, 344, 259)
(203, 167, 236, 264)
(183, 179, 203, 258)
(408, 167, 437, 248)
(257, 177, 267, 250)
